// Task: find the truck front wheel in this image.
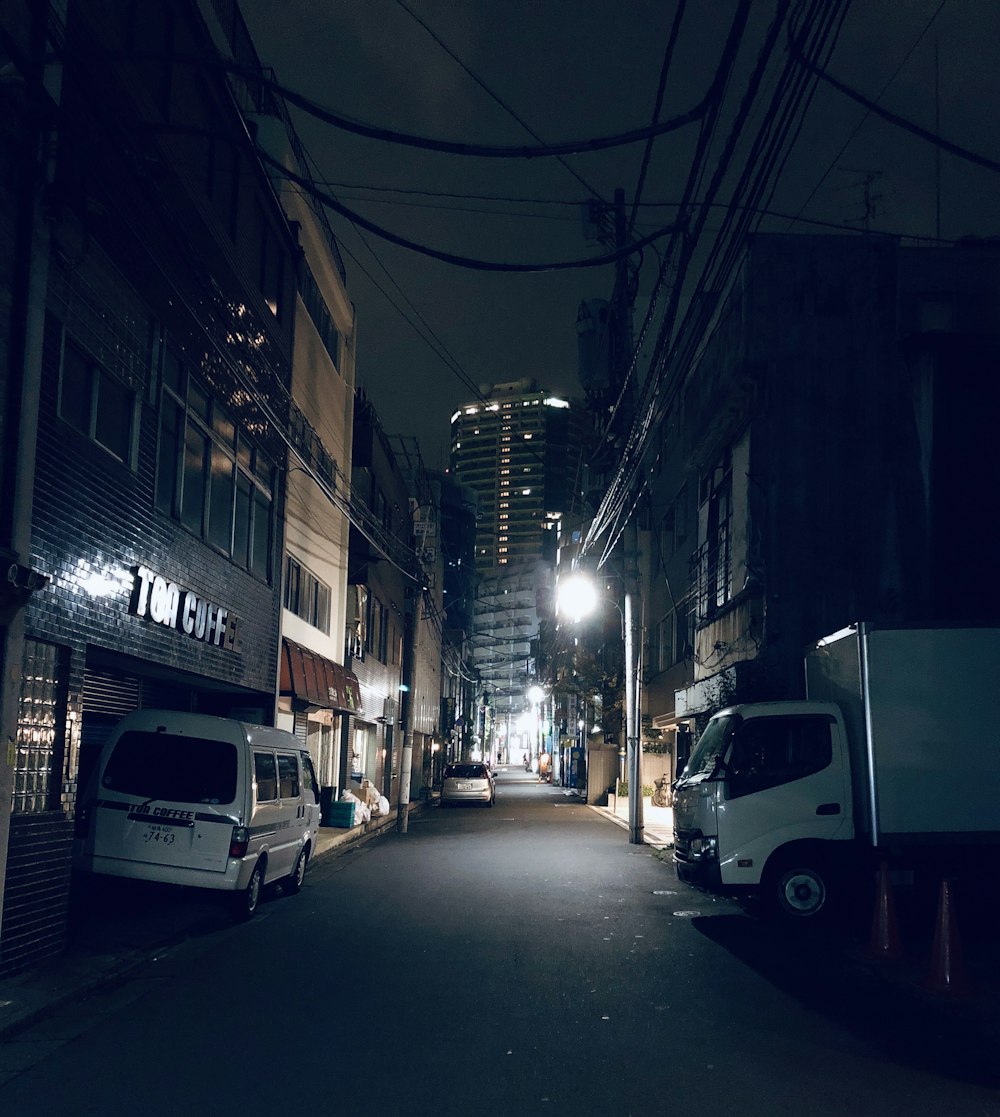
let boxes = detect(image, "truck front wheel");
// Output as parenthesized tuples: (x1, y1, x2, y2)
(765, 859, 831, 920)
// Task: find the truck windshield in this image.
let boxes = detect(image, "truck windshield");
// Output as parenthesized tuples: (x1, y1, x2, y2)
(680, 714, 739, 781)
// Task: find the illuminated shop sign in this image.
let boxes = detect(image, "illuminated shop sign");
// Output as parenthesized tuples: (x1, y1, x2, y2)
(129, 564, 239, 650)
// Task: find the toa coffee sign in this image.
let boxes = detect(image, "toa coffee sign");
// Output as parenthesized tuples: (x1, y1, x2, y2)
(129, 564, 239, 650)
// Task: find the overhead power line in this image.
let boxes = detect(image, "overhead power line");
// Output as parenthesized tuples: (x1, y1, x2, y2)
(788, 0, 947, 228)
(260, 151, 680, 272)
(306, 182, 958, 242)
(227, 61, 711, 159)
(583, 0, 855, 561)
(394, 0, 604, 203)
(628, 0, 688, 236)
(790, 33, 1000, 175)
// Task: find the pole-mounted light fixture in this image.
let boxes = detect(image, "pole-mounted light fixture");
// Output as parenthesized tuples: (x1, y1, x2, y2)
(553, 567, 643, 845)
(555, 571, 600, 623)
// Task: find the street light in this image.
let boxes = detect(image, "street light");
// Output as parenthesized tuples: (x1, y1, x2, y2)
(526, 685, 549, 780)
(555, 568, 643, 845)
(556, 572, 600, 623)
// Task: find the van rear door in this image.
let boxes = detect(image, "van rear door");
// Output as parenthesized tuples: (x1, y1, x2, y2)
(91, 728, 242, 873)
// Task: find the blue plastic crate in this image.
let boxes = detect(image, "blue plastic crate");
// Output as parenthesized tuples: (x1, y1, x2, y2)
(323, 800, 357, 828)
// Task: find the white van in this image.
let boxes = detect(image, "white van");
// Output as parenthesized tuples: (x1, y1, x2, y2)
(75, 710, 320, 918)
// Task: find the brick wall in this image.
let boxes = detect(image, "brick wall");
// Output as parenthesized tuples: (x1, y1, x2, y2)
(0, 814, 74, 975)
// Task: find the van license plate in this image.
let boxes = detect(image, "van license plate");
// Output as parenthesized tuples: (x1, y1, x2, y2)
(141, 823, 179, 846)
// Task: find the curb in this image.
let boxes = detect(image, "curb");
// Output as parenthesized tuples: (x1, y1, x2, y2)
(0, 799, 434, 1041)
(587, 803, 674, 850)
(313, 798, 433, 861)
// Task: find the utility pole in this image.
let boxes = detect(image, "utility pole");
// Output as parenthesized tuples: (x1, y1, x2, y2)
(612, 186, 643, 845)
(396, 584, 419, 833)
(624, 582, 643, 844)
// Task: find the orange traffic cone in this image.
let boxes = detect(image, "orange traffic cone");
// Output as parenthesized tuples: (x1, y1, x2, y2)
(924, 878, 968, 996)
(868, 859, 904, 961)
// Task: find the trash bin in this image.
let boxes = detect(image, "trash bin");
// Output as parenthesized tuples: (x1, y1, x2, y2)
(320, 786, 335, 825)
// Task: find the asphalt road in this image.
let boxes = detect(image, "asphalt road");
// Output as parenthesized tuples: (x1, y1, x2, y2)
(2, 769, 999, 1116)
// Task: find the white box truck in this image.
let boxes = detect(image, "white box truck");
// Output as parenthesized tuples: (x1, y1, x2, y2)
(672, 624, 1000, 918)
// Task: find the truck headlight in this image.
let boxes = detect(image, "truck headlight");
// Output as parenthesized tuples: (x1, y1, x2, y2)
(689, 836, 718, 861)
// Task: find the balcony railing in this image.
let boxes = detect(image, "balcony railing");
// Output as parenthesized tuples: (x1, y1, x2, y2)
(690, 517, 732, 621)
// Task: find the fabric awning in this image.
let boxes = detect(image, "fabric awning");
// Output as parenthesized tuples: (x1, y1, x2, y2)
(280, 638, 363, 714)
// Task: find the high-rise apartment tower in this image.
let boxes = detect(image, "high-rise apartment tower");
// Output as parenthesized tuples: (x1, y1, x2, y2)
(450, 379, 587, 574)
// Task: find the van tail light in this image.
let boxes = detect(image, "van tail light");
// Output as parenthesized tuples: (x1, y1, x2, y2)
(230, 826, 249, 858)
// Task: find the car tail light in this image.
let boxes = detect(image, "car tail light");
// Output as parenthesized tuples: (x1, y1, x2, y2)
(230, 826, 249, 858)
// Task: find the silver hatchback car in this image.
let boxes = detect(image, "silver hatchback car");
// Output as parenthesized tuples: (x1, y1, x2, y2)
(441, 762, 495, 807)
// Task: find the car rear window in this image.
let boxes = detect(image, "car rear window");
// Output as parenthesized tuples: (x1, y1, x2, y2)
(444, 764, 488, 779)
(102, 730, 239, 805)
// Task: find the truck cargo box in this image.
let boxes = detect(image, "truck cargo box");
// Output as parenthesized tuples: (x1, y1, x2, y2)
(805, 625, 1000, 843)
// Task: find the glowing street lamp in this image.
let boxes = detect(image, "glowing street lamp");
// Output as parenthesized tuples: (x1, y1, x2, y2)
(556, 572, 600, 623)
(526, 685, 544, 770)
(555, 567, 643, 845)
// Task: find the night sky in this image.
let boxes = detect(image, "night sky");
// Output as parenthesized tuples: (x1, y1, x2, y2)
(238, 1, 1000, 469)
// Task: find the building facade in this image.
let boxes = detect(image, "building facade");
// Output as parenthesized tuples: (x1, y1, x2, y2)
(390, 436, 447, 792)
(641, 233, 1000, 777)
(0, 0, 304, 974)
(347, 392, 417, 805)
(472, 562, 554, 764)
(245, 36, 364, 802)
(436, 474, 478, 762)
(450, 379, 586, 573)
(450, 380, 588, 753)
